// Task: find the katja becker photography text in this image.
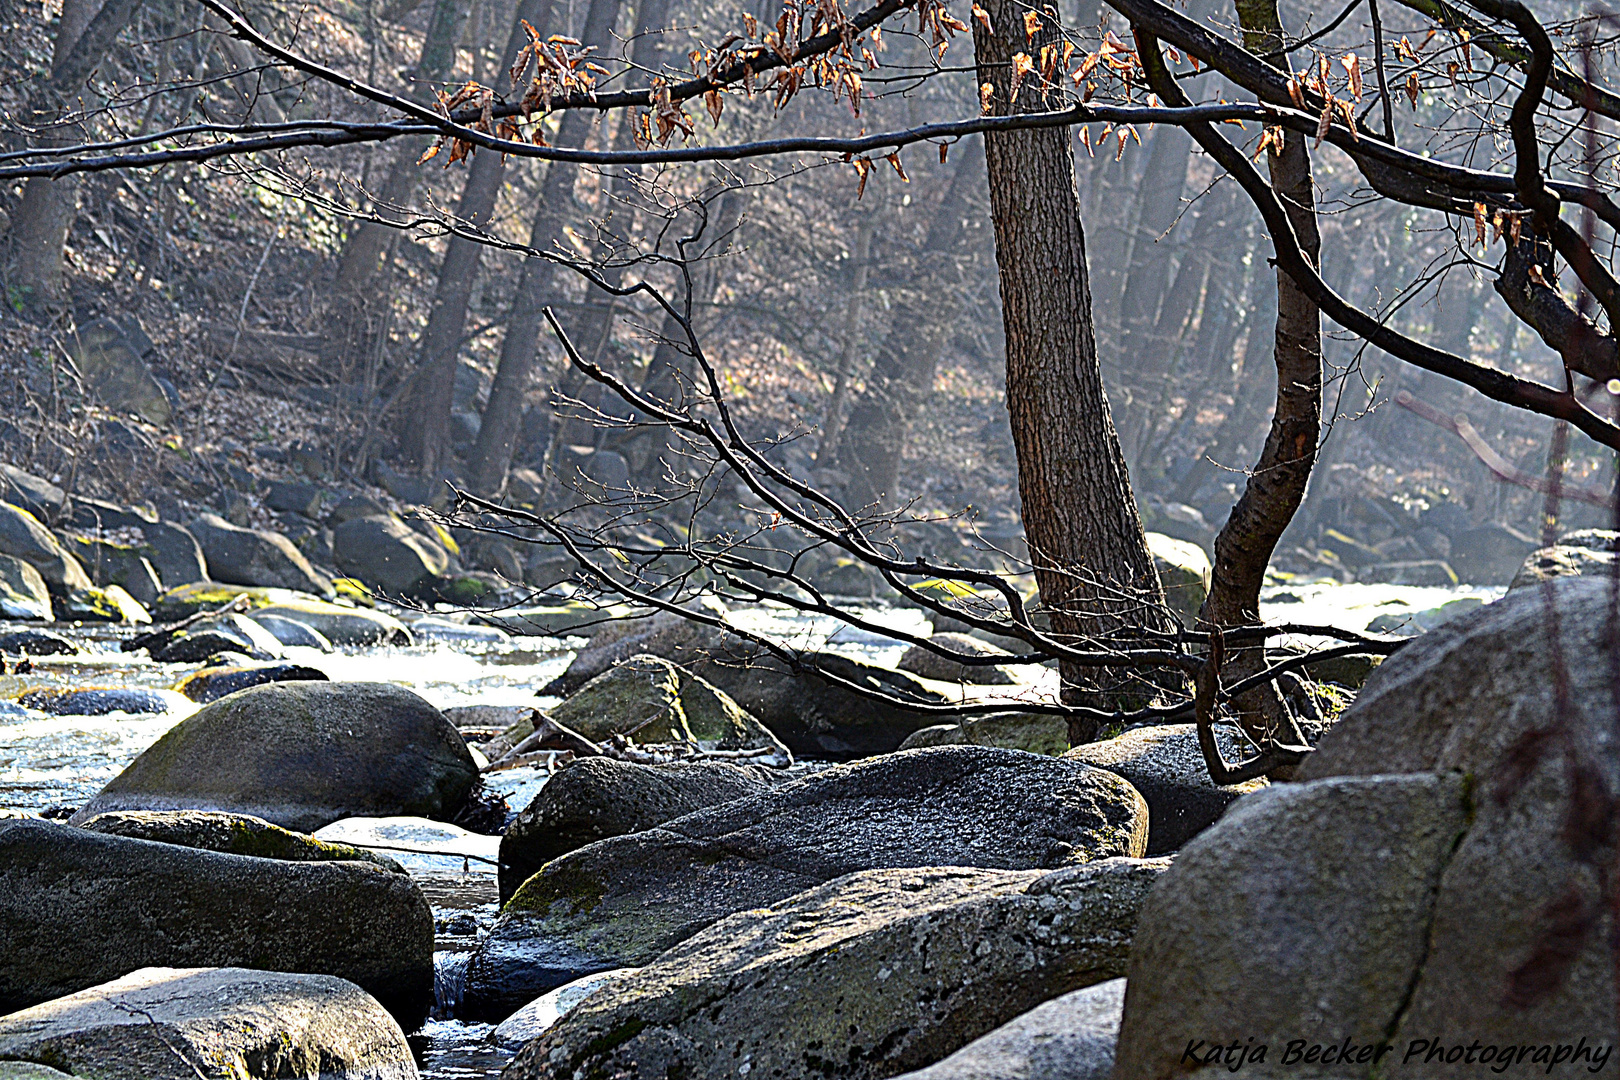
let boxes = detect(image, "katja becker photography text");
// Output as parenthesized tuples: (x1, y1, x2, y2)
(1181, 1037, 1614, 1074)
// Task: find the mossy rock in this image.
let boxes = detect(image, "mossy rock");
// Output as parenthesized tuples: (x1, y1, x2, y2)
(69, 681, 478, 833)
(550, 655, 789, 758)
(151, 581, 318, 621)
(76, 809, 404, 872)
(56, 585, 149, 624)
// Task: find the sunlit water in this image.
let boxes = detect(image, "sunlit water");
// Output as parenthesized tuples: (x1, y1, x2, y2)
(0, 583, 1500, 1074)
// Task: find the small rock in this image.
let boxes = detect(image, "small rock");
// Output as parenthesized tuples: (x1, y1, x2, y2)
(15, 687, 173, 716)
(0, 629, 76, 655)
(898, 712, 1069, 756)
(0, 967, 417, 1079)
(498, 757, 777, 902)
(57, 584, 149, 623)
(332, 515, 449, 596)
(0, 819, 434, 1023)
(76, 809, 401, 871)
(549, 655, 790, 760)
(63, 317, 173, 426)
(189, 514, 333, 596)
(266, 480, 324, 518)
(1145, 531, 1211, 626)
(70, 682, 479, 832)
(173, 661, 329, 703)
(250, 612, 334, 650)
(889, 978, 1124, 1080)
(492, 968, 639, 1049)
(897, 632, 1017, 684)
(0, 555, 51, 621)
(504, 859, 1165, 1078)
(1064, 724, 1266, 855)
(0, 503, 89, 592)
(0, 465, 67, 525)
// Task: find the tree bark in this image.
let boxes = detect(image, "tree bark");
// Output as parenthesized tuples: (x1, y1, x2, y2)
(324, 0, 476, 364)
(834, 137, 984, 510)
(9, 0, 144, 308)
(972, 0, 1165, 737)
(401, 0, 554, 474)
(1195, 0, 1324, 750)
(465, 0, 624, 494)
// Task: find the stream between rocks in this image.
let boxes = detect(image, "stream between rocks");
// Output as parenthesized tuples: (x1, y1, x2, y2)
(0, 579, 1501, 1076)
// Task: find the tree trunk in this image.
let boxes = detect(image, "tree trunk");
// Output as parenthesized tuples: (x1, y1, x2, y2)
(972, 0, 1165, 738)
(9, 0, 144, 309)
(401, 0, 555, 474)
(835, 138, 984, 510)
(465, 0, 624, 494)
(324, 0, 477, 364)
(1197, 0, 1324, 750)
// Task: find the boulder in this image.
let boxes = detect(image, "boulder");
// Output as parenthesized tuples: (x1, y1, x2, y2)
(152, 612, 285, 663)
(15, 687, 173, 716)
(1064, 724, 1266, 855)
(548, 655, 790, 759)
(498, 757, 777, 902)
(504, 859, 1165, 1078)
(690, 649, 959, 760)
(58, 535, 163, 606)
(0, 555, 51, 620)
(173, 661, 329, 703)
(189, 514, 332, 596)
(1447, 520, 1539, 583)
(327, 493, 391, 525)
(0, 967, 416, 1080)
(0, 503, 89, 592)
(69, 682, 479, 832)
(897, 632, 1017, 684)
(408, 616, 508, 643)
(899, 712, 1069, 756)
(57, 584, 149, 623)
(0, 629, 76, 655)
(68, 500, 208, 588)
(251, 599, 412, 646)
(76, 809, 400, 870)
(266, 480, 324, 518)
(541, 604, 726, 694)
(1509, 535, 1618, 590)
(492, 968, 639, 1049)
(63, 317, 172, 426)
(250, 612, 334, 650)
(149, 581, 310, 621)
(1112, 774, 1472, 1080)
(0, 465, 67, 525)
(462, 746, 1148, 1019)
(1145, 531, 1211, 627)
(890, 979, 1124, 1080)
(0, 819, 433, 1022)
(332, 515, 448, 596)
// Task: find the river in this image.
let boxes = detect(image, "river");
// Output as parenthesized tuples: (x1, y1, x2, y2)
(0, 579, 1502, 1075)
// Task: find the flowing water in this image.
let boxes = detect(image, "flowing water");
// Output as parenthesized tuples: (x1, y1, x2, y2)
(0, 582, 1501, 1075)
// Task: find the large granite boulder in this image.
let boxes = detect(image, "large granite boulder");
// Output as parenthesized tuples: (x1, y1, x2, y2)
(77, 809, 401, 871)
(897, 632, 1018, 684)
(1116, 578, 1620, 1079)
(1064, 724, 1265, 855)
(69, 682, 478, 832)
(504, 859, 1165, 1079)
(890, 978, 1125, 1080)
(58, 534, 163, 606)
(539, 604, 725, 693)
(0, 819, 433, 1023)
(0, 967, 416, 1080)
(498, 757, 777, 902)
(189, 514, 333, 596)
(0, 503, 89, 592)
(548, 654, 789, 759)
(0, 555, 51, 621)
(331, 515, 448, 596)
(70, 500, 209, 588)
(463, 746, 1148, 1019)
